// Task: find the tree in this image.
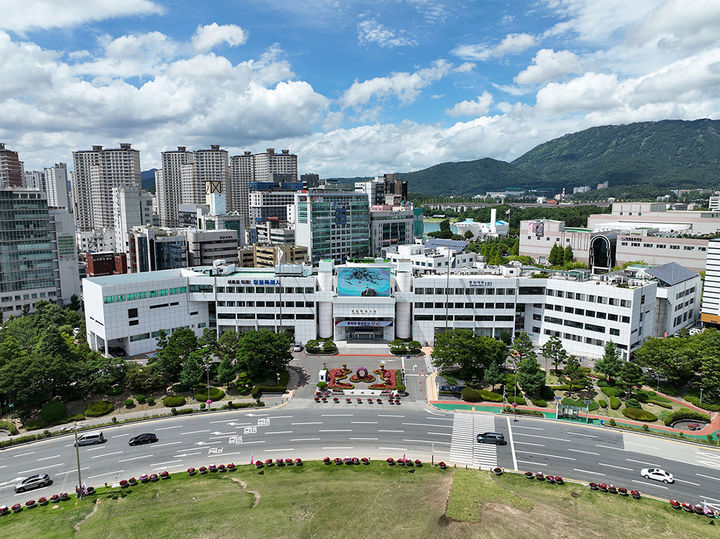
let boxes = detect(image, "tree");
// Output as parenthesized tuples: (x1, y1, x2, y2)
(236, 330, 292, 381)
(562, 355, 583, 383)
(463, 230, 474, 240)
(483, 362, 504, 391)
(68, 294, 82, 312)
(217, 355, 236, 386)
(619, 361, 644, 394)
(541, 335, 566, 374)
(563, 245, 574, 264)
(594, 342, 623, 382)
(407, 341, 422, 354)
(509, 332, 535, 370)
(178, 351, 204, 391)
(498, 330, 512, 346)
(322, 340, 338, 354)
(633, 333, 700, 385)
(217, 330, 241, 363)
(510, 237, 519, 256)
(516, 356, 546, 395)
(548, 244, 563, 266)
(389, 339, 407, 355)
(431, 329, 506, 381)
(158, 328, 198, 384)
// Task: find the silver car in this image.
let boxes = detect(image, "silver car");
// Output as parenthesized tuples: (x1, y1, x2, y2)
(15, 473, 52, 493)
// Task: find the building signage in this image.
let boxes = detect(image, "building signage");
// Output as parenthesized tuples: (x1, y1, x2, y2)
(468, 280, 493, 287)
(253, 279, 279, 285)
(336, 320, 393, 327)
(350, 309, 377, 315)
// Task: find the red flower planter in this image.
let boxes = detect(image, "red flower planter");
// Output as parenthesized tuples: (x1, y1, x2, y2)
(631, 490, 640, 499)
(361, 457, 369, 465)
(618, 487, 628, 496)
(25, 500, 36, 508)
(11, 504, 21, 513)
(334, 458, 343, 465)
(357, 398, 363, 403)
(217, 464, 226, 472)
(199, 467, 208, 474)
(0, 505, 9, 515)
(682, 502, 693, 512)
(50, 494, 60, 503)
(387, 457, 395, 465)
(589, 482, 598, 490)
(149, 474, 159, 482)
(129, 478, 137, 485)
(525, 472, 535, 479)
(285, 458, 294, 466)
(120, 479, 129, 488)
(160, 471, 170, 479)
(608, 485, 617, 494)
(255, 461, 264, 469)
(227, 463, 236, 471)
(323, 457, 331, 465)
(209, 465, 218, 473)
(59, 493, 69, 501)
(295, 458, 303, 466)
(670, 499, 681, 509)
(140, 474, 149, 483)
(555, 476, 564, 485)
(187, 468, 196, 476)
(38, 497, 48, 506)
(438, 462, 447, 470)
(694, 504, 704, 515)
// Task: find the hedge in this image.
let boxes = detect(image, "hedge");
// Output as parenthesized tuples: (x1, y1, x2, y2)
(251, 385, 286, 399)
(506, 395, 526, 405)
(663, 407, 711, 427)
(479, 389, 503, 402)
(622, 407, 658, 422)
(540, 385, 555, 400)
(460, 388, 481, 402)
(648, 400, 672, 409)
(531, 398, 547, 407)
(41, 402, 68, 423)
(105, 385, 124, 396)
(610, 396, 621, 410)
(163, 395, 186, 407)
(503, 406, 544, 417)
(124, 398, 135, 408)
(171, 407, 193, 415)
(222, 401, 265, 409)
(84, 400, 114, 417)
(598, 399, 607, 408)
(550, 384, 586, 391)
(194, 387, 225, 402)
(0, 420, 19, 435)
(601, 386, 623, 398)
(685, 394, 720, 412)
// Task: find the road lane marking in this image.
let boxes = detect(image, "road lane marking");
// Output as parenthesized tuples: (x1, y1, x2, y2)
(91, 451, 124, 459)
(87, 470, 124, 480)
(319, 429, 352, 432)
(513, 425, 543, 431)
(118, 455, 154, 463)
(156, 426, 182, 430)
(270, 415, 293, 419)
(19, 463, 64, 474)
(514, 433, 571, 442)
(598, 462, 633, 471)
(350, 437, 378, 440)
(149, 460, 184, 468)
(351, 421, 378, 424)
(378, 429, 403, 433)
(378, 447, 407, 451)
(567, 432, 597, 438)
(266, 431, 293, 434)
(291, 422, 322, 425)
(573, 468, 605, 476)
(14, 452, 36, 458)
(568, 448, 599, 455)
(154, 441, 182, 448)
(402, 439, 450, 444)
(625, 458, 661, 467)
(378, 415, 404, 418)
(321, 414, 353, 417)
(264, 448, 296, 452)
(111, 433, 130, 438)
(515, 451, 575, 461)
(321, 446, 353, 450)
(209, 419, 236, 424)
(675, 479, 700, 486)
(427, 432, 453, 436)
(240, 440, 266, 444)
(632, 479, 668, 489)
(402, 423, 452, 428)
(596, 444, 625, 451)
(697, 473, 720, 481)
(514, 441, 545, 447)
(37, 454, 61, 461)
(180, 430, 210, 435)
(289, 438, 321, 442)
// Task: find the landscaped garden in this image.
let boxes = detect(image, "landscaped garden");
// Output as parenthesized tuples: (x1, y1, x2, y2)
(0, 462, 715, 538)
(324, 363, 405, 392)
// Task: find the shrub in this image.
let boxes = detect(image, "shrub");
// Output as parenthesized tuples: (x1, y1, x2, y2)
(608, 419, 616, 426)
(0, 420, 19, 436)
(503, 406, 544, 417)
(443, 374, 457, 386)
(598, 399, 607, 408)
(223, 401, 264, 409)
(685, 394, 720, 411)
(105, 385, 124, 396)
(305, 339, 320, 353)
(322, 340, 338, 354)
(610, 396, 621, 410)
(648, 400, 672, 409)
(540, 385, 555, 400)
(551, 384, 570, 391)
(636, 392, 649, 403)
(251, 385, 285, 399)
(194, 387, 225, 402)
(41, 402, 67, 423)
(479, 389, 503, 402)
(199, 402, 206, 410)
(135, 394, 146, 404)
(84, 400, 114, 417)
(146, 397, 155, 406)
(531, 398, 547, 407)
(123, 398, 135, 408)
(596, 379, 609, 387)
(317, 382, 328, 390)
(626, 398, 641, 409)
(66, 413, 85, 422)
(622, 407, 658, 422)
(175, 408, 193, 415)
(163, 395, 186, 407)
(461, 388, 482, 402)
(601, 386, 623, 398)
(396, 383, 406, 393)
(24, 419, 48, 431)
(663, 407, 711, 427)
(503, 373, 516, 387)
(506, 395, 526, 405)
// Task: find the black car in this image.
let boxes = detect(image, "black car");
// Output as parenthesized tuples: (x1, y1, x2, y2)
(15, 473, 52, 493)
(128, 433, 158, 446)
(477, 432, 507, 445)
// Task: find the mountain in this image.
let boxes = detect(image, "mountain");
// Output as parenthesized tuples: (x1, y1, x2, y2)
(141, 169, 157, 192)
(512, 119, 720, 189)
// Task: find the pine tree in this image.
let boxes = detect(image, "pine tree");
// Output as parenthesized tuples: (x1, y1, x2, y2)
(564, 245, 574, 264)
(511, 237, 519, 256)
(594, 341, 623, 382)
(548, 244, 561, 266)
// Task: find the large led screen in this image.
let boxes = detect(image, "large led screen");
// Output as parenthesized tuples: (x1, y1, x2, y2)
(337, 267, 391, 297)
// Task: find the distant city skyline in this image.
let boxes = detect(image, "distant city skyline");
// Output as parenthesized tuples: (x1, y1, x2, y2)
(1, 0, 719, 176)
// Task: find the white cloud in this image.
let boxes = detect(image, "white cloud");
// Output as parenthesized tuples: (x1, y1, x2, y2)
(446, 91, 493, 117)
(454, 62, 475, 73)
(492, 83, 529, 96)
(0, 0, 163, 32)
(340, 60, 451, 108)
(73, 32, 176, 78)
(191, 23, 248, 52)
(535, 72, 620, 112)
(453, 33, 536, 61)
(515, 49, 583, 85)
(357, 18, 417, 48)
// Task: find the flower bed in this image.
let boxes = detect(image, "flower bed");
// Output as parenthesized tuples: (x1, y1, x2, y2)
(327, 368, 354, 390)
(350, 367, 376, 383)
(370, 368, 399, 390)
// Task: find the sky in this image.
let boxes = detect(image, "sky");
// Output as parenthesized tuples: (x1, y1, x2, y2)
(2, 0, 720, 176)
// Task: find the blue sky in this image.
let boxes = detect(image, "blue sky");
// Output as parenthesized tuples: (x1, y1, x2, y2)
(1, 0, 720, 177)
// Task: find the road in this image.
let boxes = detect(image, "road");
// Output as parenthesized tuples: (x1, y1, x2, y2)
(2, 402, 720, 510)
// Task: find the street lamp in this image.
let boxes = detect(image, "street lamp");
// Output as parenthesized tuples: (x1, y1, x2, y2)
(73, 422, 83, 498)
(700, 387, 704, 405)
(204, 361, 212, 408)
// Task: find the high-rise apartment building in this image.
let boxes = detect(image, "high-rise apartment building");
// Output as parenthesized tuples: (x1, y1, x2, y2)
(180, 145, 229, 206)
(253, 148, 297, 183)
(156, 146, 192, 227)
(44, 163, 69, 209)
(24, 169, 45, 191)
(113, 186, 154, 253)
(294, 191, 370, 263)
(72, 144, 141, 230)
(0, 143, 24, 188)
(229, 151, 254, 224)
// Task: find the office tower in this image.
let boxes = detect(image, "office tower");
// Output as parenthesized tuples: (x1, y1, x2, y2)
(230, 151, 254, 224)
(180, 145, 229, 206)
(126, 227, 188, 273)
(0, 143, 24, 188)
(44, 163, 69, 209)
(186, 229, 239, 266)
(157, 146, 192, 227)
(294, 191, 370, 263)
(72, 144, 141, 231)
(113, 186, 154, 253)
(24, 169, 45, 190)
(0, 188, 80, 314)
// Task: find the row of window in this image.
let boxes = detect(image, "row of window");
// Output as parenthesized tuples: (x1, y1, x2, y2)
(414, 287, 514, 295)
(676, 287, 697, 300)
(216, 313, 315, 320)
(218, 300, 314, 308)
(620, 241, 706, 251)
(413, 314, 515, 322)
(542, 305, 630, 322)
(104, 287, 187, 304)
(547, 289, 632, 307)
(542, 315, 621, 336)
(415, 302, 514, 310)
(542, 329, 611, 348)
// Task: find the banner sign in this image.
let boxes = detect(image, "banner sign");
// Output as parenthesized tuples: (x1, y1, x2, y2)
(336, 320, 393, 327)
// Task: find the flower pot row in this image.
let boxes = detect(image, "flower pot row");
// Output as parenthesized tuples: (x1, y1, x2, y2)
(188, 464, 237, 475)
(589, 483, 639, 498)
(387, 457, 422, 467)
(256, 458, 303, 469)
(314, 397, 400, 404)
(670, 500, 716, 517)
(5, 491, 75, 516)
(523, 471, 564, 484)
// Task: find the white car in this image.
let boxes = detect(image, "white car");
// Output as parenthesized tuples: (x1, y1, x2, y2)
(292, 344, 303, 352)
(641, 468, 674, 484)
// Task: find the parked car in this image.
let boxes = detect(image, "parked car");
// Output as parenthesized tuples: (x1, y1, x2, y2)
(476, 432, 507, 445)
(292, 343, 303, 352)
(75, 432, 106, 446)
(15, 474, 52, 493)
(641, 468, 674, 484)
(128, 433, 158, 446)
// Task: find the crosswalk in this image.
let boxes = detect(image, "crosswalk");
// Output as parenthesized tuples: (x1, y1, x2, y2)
(449, 413, 497, 469)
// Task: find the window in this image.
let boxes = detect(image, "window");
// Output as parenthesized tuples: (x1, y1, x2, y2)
(127, 293, 137, 301)
(129, 320, 139, 326)
(585, 323, 605, 333)
(609, 328, 620, 336)
(128, 308, 138, 318)
(621, 316, 630, 323)
(596, 312, 606, 319)
(608, 314, 618, 321)
(130, 333, 150, 342)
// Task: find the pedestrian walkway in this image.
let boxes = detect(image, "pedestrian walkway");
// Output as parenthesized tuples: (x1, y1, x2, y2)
(449, 413, 497, 469)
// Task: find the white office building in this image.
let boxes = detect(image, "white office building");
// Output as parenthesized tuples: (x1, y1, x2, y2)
(113, 186, 154, 253)
(84, 259, 699, 359)
(44, 163, 69, 209)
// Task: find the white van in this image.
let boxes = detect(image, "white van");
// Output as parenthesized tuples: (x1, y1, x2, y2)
(75, 432, 106, 446)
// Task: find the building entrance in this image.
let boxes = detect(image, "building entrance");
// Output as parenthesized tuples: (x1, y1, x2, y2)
(346, 327, 385, 342)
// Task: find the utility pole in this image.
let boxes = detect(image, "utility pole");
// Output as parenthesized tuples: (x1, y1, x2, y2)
(73, 422, 83, 498)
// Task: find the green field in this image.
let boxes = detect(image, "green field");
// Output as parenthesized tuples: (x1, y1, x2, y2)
(0, 463, 715, 538)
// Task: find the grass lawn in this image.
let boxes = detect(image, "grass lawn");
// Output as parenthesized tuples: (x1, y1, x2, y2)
(0, 464, 715, 538)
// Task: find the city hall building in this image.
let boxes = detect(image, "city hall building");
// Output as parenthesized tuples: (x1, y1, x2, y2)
(84, 260, 700, 360)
